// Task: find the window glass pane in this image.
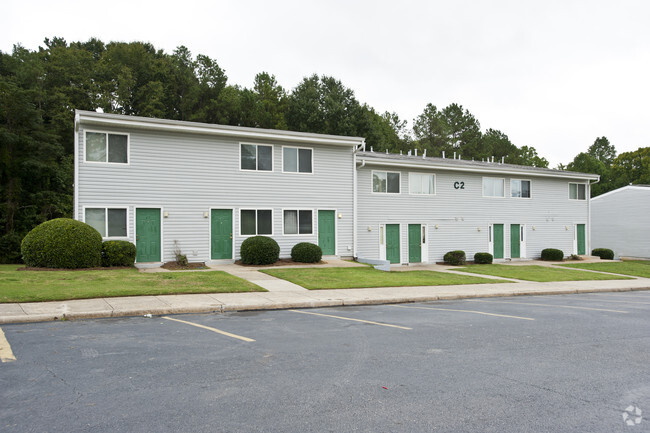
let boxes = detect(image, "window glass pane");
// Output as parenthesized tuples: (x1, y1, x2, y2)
(427, 175, 435, 194)
(299, 210, 312, 234)
(107, 208, 127, 237)
(241, 144, 256, 170)
(569, 183, 577, 199)
(257, 210, 272, 234)
(108, 134, 128, 163)
(521, 181, 531, 198)
(86, 132, 106, 162)
(284, 210, 298, 234)
(241, 210, 256, 235)
(298, 149, 312, 173)
(410, 174, 420, 194)
(387, 172, 400, 193)
(283, 148, 297, 172)
(85, 208, 106, 237)
(373, 172, 386, 193)
(578, 184, 586, 200)
(511, 180, 521, 198)
(484, 178, 504, 197)
(495, 179, 504, 196)
(257, 145, 272, 171)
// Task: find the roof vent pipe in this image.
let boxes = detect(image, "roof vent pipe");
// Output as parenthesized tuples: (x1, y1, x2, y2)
(423, 149, 427, 158)
(502, 156, 505, 164)
(459, 154, 461, 160)
(492, 156, 495, 163)
(415, 149, 418, 157)
(442, 151, 445, 159)
(408, 150, 412, 156)
(371, 146, 374, 152)
(453, 151, 456, 160)
(386, 149, 388, 154)
(400, 150, 403, 155)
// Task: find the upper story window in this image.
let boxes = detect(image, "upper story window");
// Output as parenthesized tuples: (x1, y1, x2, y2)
(373, 171, 400, 193)
(85, 207, 127, 238)
(283, 210, 313, 235)
(240, 209, 273, 235)
(241, 144, 272, 171)
(483, 177, 505, 197)
(85, 132, 128, 164)
(409, 173, 435, 195)
(569, 183, 586, 200)
(511, 179, 531, 198)
(283, 147, 312, 173)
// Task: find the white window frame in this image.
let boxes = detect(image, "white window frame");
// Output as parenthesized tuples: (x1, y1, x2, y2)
(372, 170, 401, 194)
(482, 177, 505, 198)
(82, 206, 129, 239)
(239, 208, 274, 236)
(84, 130, 130, 165)
(282, 146, 314, 174)
(408, 172, 436, 196)
(568, 182, 587, 200)
(239, 143, 274, 172)
(282, 209, 314, 235)
(510, 179, 532, 199)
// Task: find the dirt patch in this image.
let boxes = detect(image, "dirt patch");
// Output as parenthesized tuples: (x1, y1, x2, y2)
(235, 258, 327, 267)
(161, 261, 208, 270)
(17, 266, 135, 271)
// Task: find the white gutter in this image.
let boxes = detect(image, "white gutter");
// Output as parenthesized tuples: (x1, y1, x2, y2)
(587, 176, 600, 255)
(352, 142, 365, 259)
(73, 112, 80, 220)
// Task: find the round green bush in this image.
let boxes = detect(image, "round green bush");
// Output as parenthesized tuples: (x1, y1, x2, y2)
(102, 240, 137, 267)
(291, 242, 322, 263)
(21, 218, 103, 268)
(592, 248, 614, 260)
(541, 248, 564, 261)
(240, 236, 280, 265)
(443, 250, 466, 266)
(474, 252, 493, 264)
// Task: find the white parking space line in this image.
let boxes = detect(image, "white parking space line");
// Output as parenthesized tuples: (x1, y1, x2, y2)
(467, 299, 628, 313)
(162, 317, 255, 342)
(288, 309, 412, 330)
(588, 293, 650, 301)
(0, 327, 17, 363)
(392, 305, 535, 321)
(540, 296, 650, 306)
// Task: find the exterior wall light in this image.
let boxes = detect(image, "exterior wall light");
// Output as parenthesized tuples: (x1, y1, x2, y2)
(435, 224, 439, 229)
(338, 213, 343, 219)
(163, 211, 169, 218)
(477, 227, 481, 232)
(203, 211, 209, 218)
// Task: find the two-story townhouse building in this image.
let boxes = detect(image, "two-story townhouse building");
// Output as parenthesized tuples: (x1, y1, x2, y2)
(74, 111, 599, 266)
(74, 110, 363, 266)
(355, 151, 599, 264)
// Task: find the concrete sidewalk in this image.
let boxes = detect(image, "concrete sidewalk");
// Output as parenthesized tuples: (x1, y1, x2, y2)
(2, 274, 649, 324)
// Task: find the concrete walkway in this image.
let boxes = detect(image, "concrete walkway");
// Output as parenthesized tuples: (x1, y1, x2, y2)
(2, 258, 650, 323)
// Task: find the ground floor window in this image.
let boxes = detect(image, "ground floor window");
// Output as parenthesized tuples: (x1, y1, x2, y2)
(240, 209, 272, 235)
(85, 207, 127, 237)
(283, 210, 312, 234)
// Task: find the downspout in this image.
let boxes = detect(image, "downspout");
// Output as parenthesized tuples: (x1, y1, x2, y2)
(353, 143, 365, 259)
(588, 176, 600, 255)
(73, 111, 80, 221)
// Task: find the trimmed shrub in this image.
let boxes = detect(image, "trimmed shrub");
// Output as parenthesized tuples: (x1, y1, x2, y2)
(21, 218, 102, 268)
(291, 242, 322, 263)
(102, 240, 136, 267)
(474, 252, 493, 264)
(240, 236, 280, 265)
(443, 250, 466, 266)
(592, 248, 614, 260)
(541, 248, 564, 261)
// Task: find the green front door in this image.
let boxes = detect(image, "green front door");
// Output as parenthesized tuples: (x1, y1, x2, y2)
(386, 224, 400, 264)
(577, 224, 586, 255)
(318, 210, 335, 255)
(493, 224, 504, 259)
(136, 208, 161, 262)
(211, 209, 232, 259)
(510, 224, 520, 259)
(408, 224, 421, 263)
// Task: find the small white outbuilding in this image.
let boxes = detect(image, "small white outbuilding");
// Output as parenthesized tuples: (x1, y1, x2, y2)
(591, 185, 650, 259)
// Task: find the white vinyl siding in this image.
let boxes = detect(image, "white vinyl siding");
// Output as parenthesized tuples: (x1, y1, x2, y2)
(84, 207, 127, 238)
(409, 173, 435, 195)
(240, 209, 273, 235)
(283, 210, 313, 235)
(483, 177, 505, 197)
(241, 143, 272, 171)
(283, 147, 313, 173)
(511, 179, 531, 198)
(569, 183, 586, 200)
(373, 171, 400, 193)
(85, 131, 128, 163)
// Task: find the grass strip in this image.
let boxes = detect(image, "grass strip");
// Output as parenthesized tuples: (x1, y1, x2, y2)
(561, 260, 650, 278)
(0, 265, 264, 303)
(456, 264, 634, 282)
(261, 267, 509, 289)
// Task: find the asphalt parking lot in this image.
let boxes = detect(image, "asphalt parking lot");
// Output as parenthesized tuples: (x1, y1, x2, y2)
(1, 291, 649, 432)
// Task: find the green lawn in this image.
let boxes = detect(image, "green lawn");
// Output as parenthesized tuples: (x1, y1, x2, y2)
(561, 260, 650, 278)
(261, 267, 509, 289)
(0, 265, 264, 303)
(456, 264, 634, 282)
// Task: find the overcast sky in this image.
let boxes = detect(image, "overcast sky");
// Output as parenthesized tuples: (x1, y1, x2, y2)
(3, 0, 649, 166)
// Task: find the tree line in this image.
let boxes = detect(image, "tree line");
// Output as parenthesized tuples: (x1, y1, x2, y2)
(1, 37, 647, 262)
